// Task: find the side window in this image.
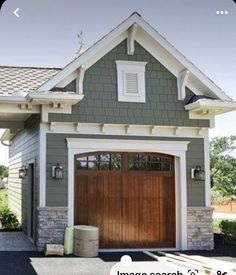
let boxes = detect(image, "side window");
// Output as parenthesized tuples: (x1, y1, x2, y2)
(115, 60, 147, 103)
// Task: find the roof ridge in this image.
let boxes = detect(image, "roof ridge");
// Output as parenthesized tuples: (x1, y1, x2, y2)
(0, 65, 62, 70)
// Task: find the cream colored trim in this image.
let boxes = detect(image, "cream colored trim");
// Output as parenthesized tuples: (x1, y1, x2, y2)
(0, 103, 40, 114)
(66, 137, 189, 250)
(116, 60, 147, 103)
(204, 130, 211, 207)
(41, 105, 72, 123)
(177, 69, 190, 100)
(27, 92, 84, 105)
(127, 23, 138, 55)
(39, 123, 47, 207)
(46, 122, 208, 138)
(185, 100, 236, 116)
(76, 65, 85, 94)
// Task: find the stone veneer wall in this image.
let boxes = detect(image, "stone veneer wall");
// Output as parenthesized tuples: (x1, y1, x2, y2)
(36, 207, 68, 251)
(187, 207, 214, 250)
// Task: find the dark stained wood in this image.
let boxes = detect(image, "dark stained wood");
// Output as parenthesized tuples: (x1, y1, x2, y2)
(74, 152, 175, 248)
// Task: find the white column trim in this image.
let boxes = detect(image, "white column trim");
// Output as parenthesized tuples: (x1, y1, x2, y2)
(178, 151, 188, 250)
(204, 130, 211, 207)
(66, 137, 189, 250)
(39, 123, 47, 207)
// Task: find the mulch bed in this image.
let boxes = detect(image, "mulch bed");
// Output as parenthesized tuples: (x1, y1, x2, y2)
(183, 234, 236, 258)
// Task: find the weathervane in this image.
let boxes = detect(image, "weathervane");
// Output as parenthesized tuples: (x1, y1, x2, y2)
(76, 31, 85, 57)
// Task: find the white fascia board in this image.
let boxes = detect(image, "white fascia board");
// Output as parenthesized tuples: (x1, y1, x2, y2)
(0, 95, 27, 104)
(67, 138, 189, 152)
(0, 103, 40, 114)
(185, 100, 236, 111)
(27, 92, 84, 105)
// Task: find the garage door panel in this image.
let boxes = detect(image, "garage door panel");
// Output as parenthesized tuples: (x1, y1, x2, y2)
(74, 152, 175, 248)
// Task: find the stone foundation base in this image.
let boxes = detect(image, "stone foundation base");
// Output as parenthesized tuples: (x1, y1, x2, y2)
(187, 207, 214, 250)
(36, 207, 68, 251)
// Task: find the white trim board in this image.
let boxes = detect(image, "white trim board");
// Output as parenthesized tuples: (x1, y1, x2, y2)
(66, 137, 189, 250)
(39, 123, 47, 207)
(38, 13, 231, 102)
(43, 122, 208, 138)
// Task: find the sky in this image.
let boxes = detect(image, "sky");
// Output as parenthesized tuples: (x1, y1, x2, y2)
(0, 0, 236, 165)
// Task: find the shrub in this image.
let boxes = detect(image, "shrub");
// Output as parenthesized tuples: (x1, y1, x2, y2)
(0, 207, 20, 230)
(219, 220, 236, 244)
(211, 188, 230, 205)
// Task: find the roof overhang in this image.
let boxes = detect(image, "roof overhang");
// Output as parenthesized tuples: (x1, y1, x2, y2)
(185, 99, 236, 115)
(0, 91, 84, 130)
(26, 91, 84, 105)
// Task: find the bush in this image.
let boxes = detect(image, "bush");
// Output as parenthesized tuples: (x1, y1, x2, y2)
(0, 207, 20, 230)
(219, 220, 236, 244)
(211, 188, 230, 205)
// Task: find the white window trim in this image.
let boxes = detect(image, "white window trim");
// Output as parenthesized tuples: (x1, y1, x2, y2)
(115, 60, 147, 103)
(66, 137, 189, 250)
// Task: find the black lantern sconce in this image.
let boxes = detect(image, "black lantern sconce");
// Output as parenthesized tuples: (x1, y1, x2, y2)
(191, 165, 205, 181)
(52, 163, 63, 180)
(19, 166, 27, 179)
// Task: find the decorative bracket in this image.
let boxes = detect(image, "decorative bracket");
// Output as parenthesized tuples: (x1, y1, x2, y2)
(127, 23, 138, 55)
(175, 127, 183, 136)
(177, 69, 190, 100)
(75, 123, 82, 132)
(76, 65, 85, 94)
(150, 126, 159, 135)
(126, 125, 134, 134)
(20, 103, 32, 110)
(101, 124, 108, 133)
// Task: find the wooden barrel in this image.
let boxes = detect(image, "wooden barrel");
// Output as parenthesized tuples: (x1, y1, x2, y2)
(73, 225, 99, 257)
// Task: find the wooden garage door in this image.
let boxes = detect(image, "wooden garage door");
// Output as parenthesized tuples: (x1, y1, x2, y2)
(74, 152, 175, 248)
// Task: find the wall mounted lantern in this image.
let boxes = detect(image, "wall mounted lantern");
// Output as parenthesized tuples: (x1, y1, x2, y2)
(19, 166, 27, 179)
(191, 165, 205, 181)
(52, 163, 63, 179)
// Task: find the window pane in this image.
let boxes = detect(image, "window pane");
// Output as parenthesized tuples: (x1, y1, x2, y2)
(100, 162, 110, 170)
(88, 161, 99, 170)
(111, 154, 121, 170)
(100, 154, 110, 162)
(139, 162, 150, 171)
(77, 161, 87, 170)
(139, 155, 149, 162)
(88, 155, 98, 162)
(150, 156, 161, 162)
(77, 156, 87, 162)
(150, 162, 161, 171)
(162, 159, 172, 171)
(129, 162, 139, 170)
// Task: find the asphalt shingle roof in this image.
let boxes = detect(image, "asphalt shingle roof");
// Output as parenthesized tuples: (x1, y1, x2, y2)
(0, 66, 61, 93)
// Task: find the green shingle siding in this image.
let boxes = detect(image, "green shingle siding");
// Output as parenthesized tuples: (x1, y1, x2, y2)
(49, 40, 209, 128)
(46, 133, 205, 207)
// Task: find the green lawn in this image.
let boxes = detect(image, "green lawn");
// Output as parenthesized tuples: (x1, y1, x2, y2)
(0, 187, 8, 210)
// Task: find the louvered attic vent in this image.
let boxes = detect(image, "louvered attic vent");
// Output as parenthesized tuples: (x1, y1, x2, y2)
(115, 60, 147, 103)
(125, 73, 139, 94)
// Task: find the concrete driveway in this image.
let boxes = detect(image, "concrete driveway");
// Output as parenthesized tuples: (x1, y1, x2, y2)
(0, 251, 153, 275)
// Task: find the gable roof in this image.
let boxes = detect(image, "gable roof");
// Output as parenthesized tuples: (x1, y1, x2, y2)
(0, 66, 61, 94)
(38, 12, 232, 101)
